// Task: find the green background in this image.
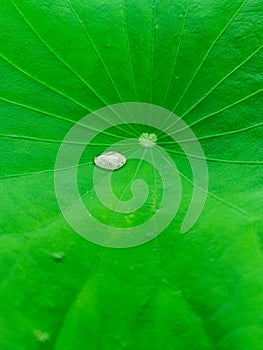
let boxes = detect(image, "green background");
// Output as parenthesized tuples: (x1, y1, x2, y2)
(0, 0, 263, 349)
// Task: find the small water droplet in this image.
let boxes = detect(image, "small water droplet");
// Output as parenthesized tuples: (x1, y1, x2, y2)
(94, 151, 126, 170)
(139, 133, 157, 148)
(44, 249, 65, 262)
(34, 330, 49, 343)
(52, 252, 65, 263)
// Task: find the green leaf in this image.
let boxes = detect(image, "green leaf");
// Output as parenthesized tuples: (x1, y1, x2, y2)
(0, 0, 263, 349)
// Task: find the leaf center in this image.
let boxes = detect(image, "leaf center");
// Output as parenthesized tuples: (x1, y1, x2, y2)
(139, 133, 157, 147)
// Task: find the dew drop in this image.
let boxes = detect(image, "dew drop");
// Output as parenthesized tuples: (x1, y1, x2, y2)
(44, 249, 65, 263)
(34, 330, 49, 343)
(139, 133, 157, 147)
(94, 151, 126, 170)
(52, 251, 65, 263)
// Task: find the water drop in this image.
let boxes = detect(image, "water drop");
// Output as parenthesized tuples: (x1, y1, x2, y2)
(52, 251, 65, 263)
(94, 151, 126, 170)
(34, 330, 49, 343)
(44, 249, 65, 263)
(139, 133, 157, 147)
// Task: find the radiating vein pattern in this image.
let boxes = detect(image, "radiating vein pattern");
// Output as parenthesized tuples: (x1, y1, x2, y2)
(0, 0, 263, 347)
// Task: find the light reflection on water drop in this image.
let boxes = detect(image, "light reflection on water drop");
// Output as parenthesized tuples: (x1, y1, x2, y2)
(94, 151, 126, 170)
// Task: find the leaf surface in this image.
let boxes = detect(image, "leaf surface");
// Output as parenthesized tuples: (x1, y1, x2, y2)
(0, 0, 263, 349)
